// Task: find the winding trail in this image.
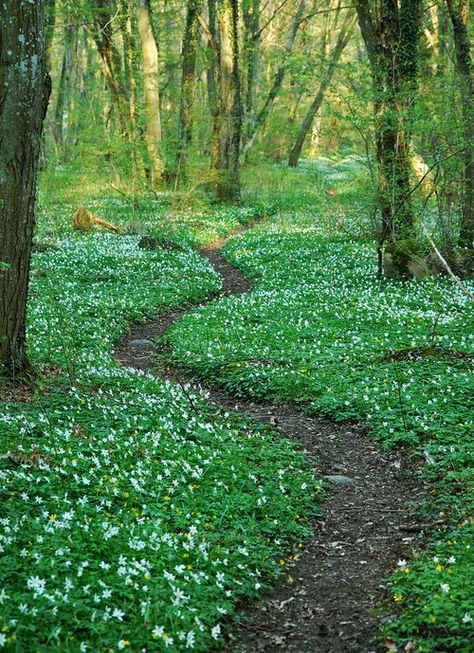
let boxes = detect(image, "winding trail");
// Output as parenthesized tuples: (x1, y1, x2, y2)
(115, 234, 428, 653)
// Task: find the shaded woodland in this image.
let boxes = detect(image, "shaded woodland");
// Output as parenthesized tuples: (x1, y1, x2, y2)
(0, 2, 473, 652)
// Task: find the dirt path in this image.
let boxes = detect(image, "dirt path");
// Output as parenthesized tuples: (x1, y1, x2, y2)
(115, 241, 428, 653)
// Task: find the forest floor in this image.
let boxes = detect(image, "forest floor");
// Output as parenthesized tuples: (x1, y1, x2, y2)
(1, 158, 473, 652)
(116, 243, 429, 653)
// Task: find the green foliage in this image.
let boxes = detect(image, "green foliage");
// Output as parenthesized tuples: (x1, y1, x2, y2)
(384, 524, 474, 652)
(165, 161, 474, 651)
(0, 199, 321, 652)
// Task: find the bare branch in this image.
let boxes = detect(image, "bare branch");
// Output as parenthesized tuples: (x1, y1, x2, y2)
(196, 11, 219, 55)
(421, 224, 474, 301)
(254, 0, 292, 39)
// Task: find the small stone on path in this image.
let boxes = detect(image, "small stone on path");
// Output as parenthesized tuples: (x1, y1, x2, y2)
(323, 474, 356, 485)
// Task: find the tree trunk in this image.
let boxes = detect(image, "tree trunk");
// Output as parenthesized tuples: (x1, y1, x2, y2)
(0, 0, 51, 376)
(53, 24, 75, 152)
(176, 0, 201, 181)
(355, 0, 421, 276)
(288, 16, 354, 168)
(136, 0, 164, 188)
(92, 0, 130, 139)
(446, 0, 474, 249)
(45, 0, 57, 71)
(205, 0, 219, 120)
(120, 0, 141, 193)
(242, 0, 260, 145)
(212, 0, 242, 201)
(242, 0, 306, 159)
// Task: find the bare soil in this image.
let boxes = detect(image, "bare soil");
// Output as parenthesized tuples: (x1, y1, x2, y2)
(115, 242, 429, 653)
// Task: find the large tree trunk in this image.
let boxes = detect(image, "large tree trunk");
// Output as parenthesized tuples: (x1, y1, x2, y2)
(288, 15, 354, 168)
(136, 0, 164, 188)
(176, 0, 201, 181)
(212, 0, 242, 201)
(205, 0, 219, 121)
(242, 0, 306, 159)
(0, 0, 51, 376)
(446, 0, 474, 249)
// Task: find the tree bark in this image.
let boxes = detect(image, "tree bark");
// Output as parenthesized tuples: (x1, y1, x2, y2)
(242, 0, 306, 158)
(354, 0, 421, 275)
(53, 24, 75, 152)
(288, 16, 354, 167)
(205, 0, 219, 120)
(0, 0, 51, 376)
(446, 0, 474, 249)
(176, 0, 201, 181)
(136, 0, 164, 188)
(92, 0, 130, 139)
(211, 0, 242, 201)
(45, 0, 57, 71)
(242, 0, 260, 145)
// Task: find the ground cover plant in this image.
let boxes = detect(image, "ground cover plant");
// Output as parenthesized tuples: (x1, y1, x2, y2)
(165, 160, 474, 652)
(3, 1, 474, 650)
(0, 200, 321, 652)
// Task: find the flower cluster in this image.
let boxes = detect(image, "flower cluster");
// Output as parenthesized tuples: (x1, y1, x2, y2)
(1, 221, 320, 651)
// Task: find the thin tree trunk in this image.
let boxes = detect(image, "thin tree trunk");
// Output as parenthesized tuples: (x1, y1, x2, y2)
(242, 0, 260, 145)
(45, 0, 56, 71)
(54, 24, 75, 152)
(92, 0, 130, 139)
(446, 0, 474, 248)
(212, 0, 242, 201)
(242, 0, 306, 158)
(288, 16, 354, 167)
(136, 0, 164, 188)
(0, 0, 51, 376)
(120, 0, 141, 192)
(176, 0, 201, 181)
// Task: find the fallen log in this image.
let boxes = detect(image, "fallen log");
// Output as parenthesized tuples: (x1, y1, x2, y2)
(73, 207, 122, 234)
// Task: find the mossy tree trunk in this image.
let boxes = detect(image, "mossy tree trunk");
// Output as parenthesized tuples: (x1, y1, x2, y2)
(0, 0, 51, 376)
(446, 0, 474, 249)
(136, 0, 164, 189)
(211, 0, 242, 201)
(242, 0, 260, 146)
(355, 0, 421, 276)
(175, 0, 201, 182)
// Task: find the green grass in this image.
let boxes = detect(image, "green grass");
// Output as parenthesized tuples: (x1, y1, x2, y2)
(0, 189, 321, 651)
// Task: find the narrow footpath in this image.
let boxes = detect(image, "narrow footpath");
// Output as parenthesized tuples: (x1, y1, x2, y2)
(115, 236, 428, 653)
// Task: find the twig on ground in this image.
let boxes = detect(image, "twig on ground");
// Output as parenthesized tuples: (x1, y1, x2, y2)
(421, 224, 474, 301)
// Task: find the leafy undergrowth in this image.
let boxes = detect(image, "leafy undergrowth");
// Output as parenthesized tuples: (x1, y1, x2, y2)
(36, 192, 271, 248)
(0, 209, 321, 651)
(166, 162, 474, 651)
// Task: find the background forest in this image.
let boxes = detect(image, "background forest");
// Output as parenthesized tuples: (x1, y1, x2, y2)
(0, 1, 474, 652)
(42, 0, 472, 263)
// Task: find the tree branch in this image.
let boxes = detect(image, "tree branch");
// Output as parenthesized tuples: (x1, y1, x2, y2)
(196, 11, 219, 55)
(421, 224, 474, 301)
